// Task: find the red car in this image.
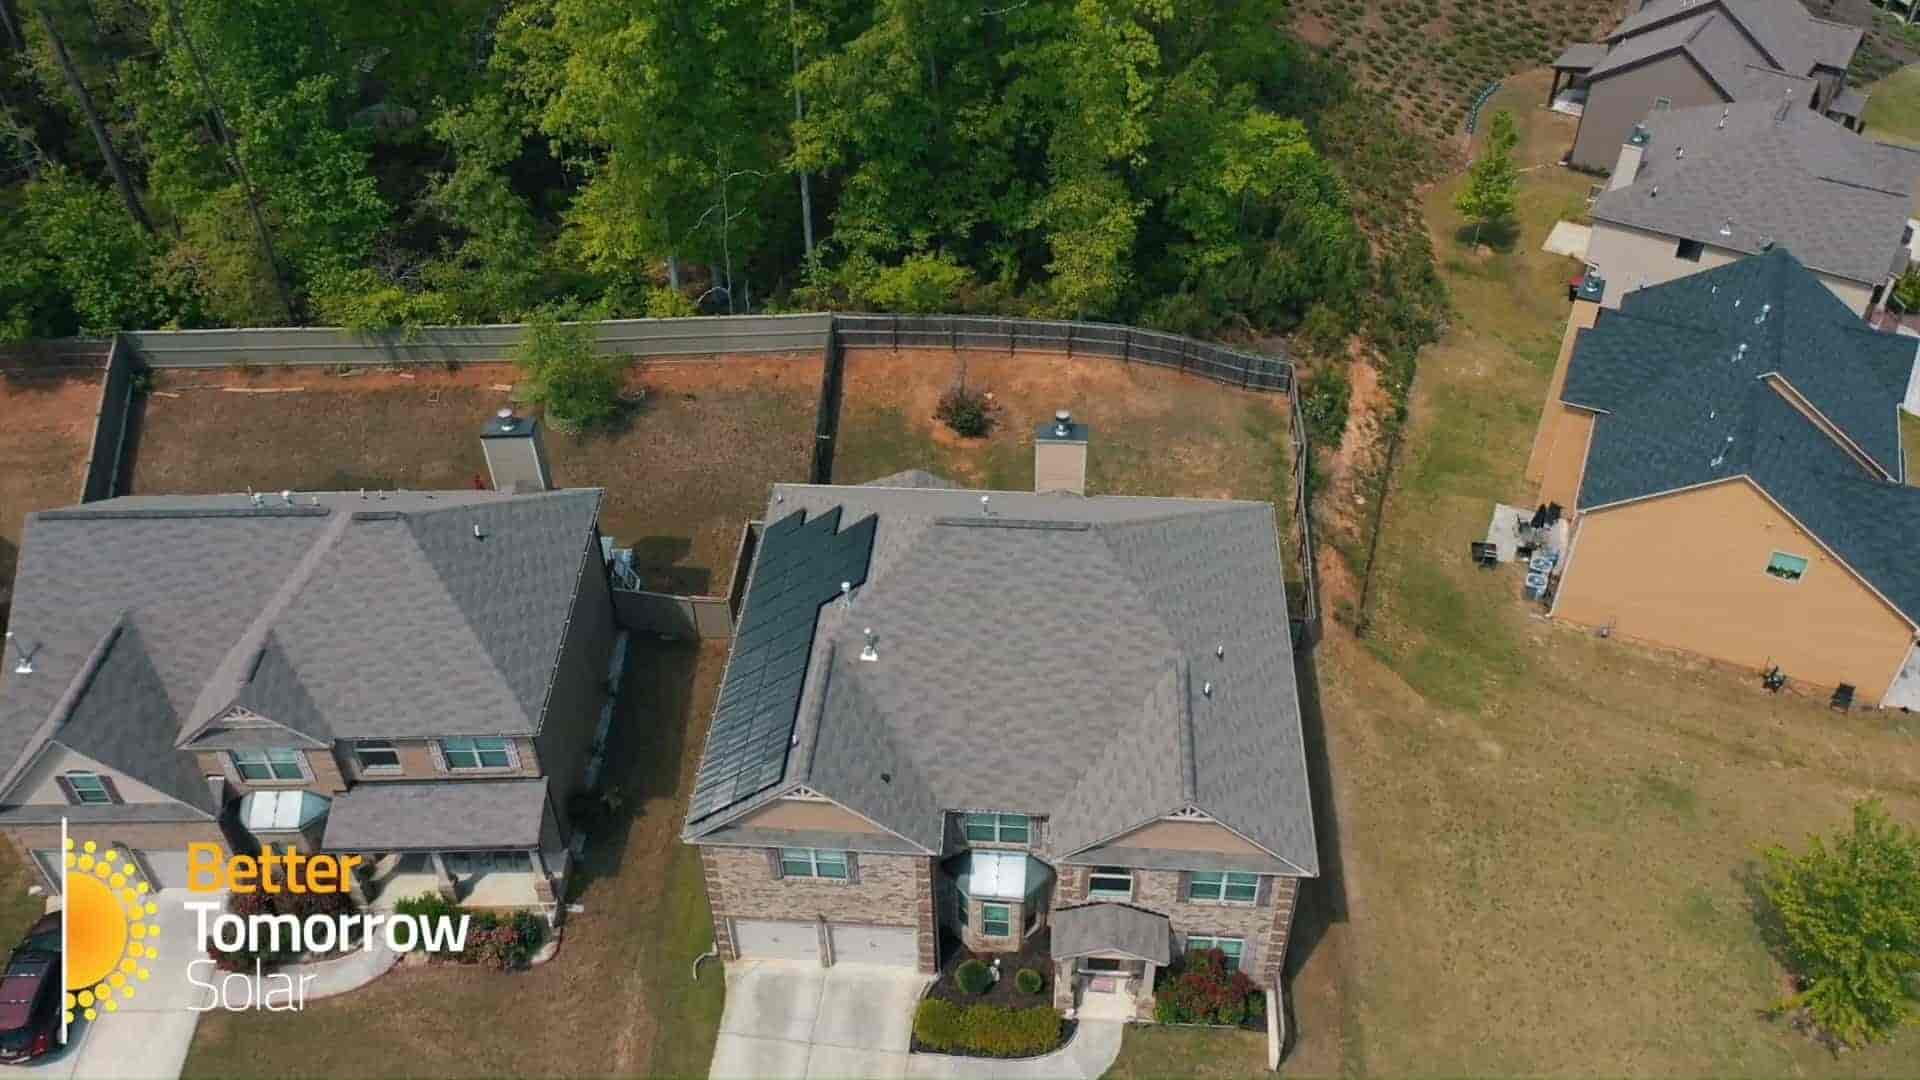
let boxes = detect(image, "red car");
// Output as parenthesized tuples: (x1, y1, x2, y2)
(0, 949, 59, 1063)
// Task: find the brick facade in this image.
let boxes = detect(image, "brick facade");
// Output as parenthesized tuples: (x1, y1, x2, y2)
(701, 845, 936, 973)
(1128, 869, 1298, 982)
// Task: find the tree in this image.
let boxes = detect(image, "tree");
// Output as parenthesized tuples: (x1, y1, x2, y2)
(1759, 799, 1920, 1048)
(1453, 109, 1517, 247)
(513, 308, 625, 432)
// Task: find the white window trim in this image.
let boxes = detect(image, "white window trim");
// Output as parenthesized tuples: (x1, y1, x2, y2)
(438, 736, 519, 771)
(229, 748, 308, 783)
(1087, 867, 1134, 901)
(962, 811, 1032, 844)
(780, 847, 850, 880)
(354, 739, 402, 773)
(1765, 551, 1809, 584)
(66, 772, 112, 805)
(1187, 870, 1261, 905)
(980, 902, 1013, 937)
(1185, 935, 1246, 971)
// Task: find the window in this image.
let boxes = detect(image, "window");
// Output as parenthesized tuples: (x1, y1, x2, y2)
(439, 737, 512, 770)
(780, 847, 849, 880)
(1187, 871, 1260, 904)
(981, 903, 1012, 936)
(1652, 96, 1672, 111)
(65, 772, 112, 805)
(963, 812, 1031, 844)
(1675, 239, 1705, 262)
(230, 749, 304, 782)
(1766, 552, 1809, 582)
(1088, 867, 1134, 901)
(354, 740, 400, 772)
(1186, 936, 1245, 972)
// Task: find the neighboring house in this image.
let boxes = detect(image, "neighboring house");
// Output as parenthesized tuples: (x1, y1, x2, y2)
(1584, 100, 1920, 318)
(1551, 0, 1867, 171)
(0, 422, 617, 917)
(1527, 247, 1920, 706)
(683, 429, 1317, 1020)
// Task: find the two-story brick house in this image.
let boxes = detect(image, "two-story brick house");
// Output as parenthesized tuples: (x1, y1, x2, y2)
(0, 477, 616, 920)
(684, 449, 1318, 1019)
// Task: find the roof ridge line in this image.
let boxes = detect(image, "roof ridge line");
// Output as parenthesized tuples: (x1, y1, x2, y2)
(1176, 658, 1196, 804)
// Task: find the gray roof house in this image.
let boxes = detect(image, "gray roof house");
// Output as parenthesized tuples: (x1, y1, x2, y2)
(683, 445, 1316, 1016)
(1551, 0, 1867, 170)
(1540, 247, 1920, 709)
(1584, 100, 1920, 316)
(0, 482, 618, 914)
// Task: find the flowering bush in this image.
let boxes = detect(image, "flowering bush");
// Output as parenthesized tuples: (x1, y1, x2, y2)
(1153, 949, 1262, 1026)
(206, 891, 306, 972)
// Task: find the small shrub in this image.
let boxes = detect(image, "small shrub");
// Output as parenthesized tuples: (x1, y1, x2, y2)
(393, 892, 463, 921)
(935, 383, 994, 438)
(1300, 364, 1352, 448)
(954, 957, 994, 995)
(515, 307, 627, 433)
(914, 998, 967, 1052)
(1014, 967, 1044, 995)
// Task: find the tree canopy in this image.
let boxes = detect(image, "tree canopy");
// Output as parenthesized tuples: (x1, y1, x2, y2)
(0, 0, 1429, 342)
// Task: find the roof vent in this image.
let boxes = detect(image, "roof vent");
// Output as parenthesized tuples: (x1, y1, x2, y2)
(1053, 409, 1072, 438)
(859, 628, 879, 663)
(1756, 303, 1772, 324)
(1650, 185, 1659, 197)
(980, 494, 993, 517)
(472, 523, 486, 540)
(280, 489, 294, 507)
(1718, 106, 1729, 129)
(839, 581, 853, 610)
(7, 634, 34, 676)
(1675, 145, 1684, 159)
(1759, 236, 1775, 252)
(1201, 681, 1214, 698)
(1719, 218, 1733, 237)
(250, 492, 264, 508)
(1215, 643, 1225, 659)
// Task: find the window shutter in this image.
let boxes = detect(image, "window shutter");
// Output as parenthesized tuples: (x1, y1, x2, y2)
(428, 741, 449, 774)
(767, 849, 784, 880)
(97, 776, 124, 805)
(1177, 871, 1192, 900)
(845, 852, 860, 885)
(53, 776, 78, 805)
(1256, 875, 1273, 907)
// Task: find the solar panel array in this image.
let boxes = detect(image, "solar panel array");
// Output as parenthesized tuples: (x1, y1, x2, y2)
(688, 506, 878, 823)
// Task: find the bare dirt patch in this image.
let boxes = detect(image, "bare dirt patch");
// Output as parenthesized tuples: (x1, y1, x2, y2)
(130, 356, 822, 595)
(0, 370, 101, 596)
(833, 348, 1293, 507)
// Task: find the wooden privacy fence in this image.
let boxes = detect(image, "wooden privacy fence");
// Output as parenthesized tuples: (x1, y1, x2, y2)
(611, 590, 736, 640)
(79, 337, 136, 504)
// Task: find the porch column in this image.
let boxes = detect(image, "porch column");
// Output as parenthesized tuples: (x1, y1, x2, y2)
(1135, 960, 1158, 1021)
(527, 848, 557, 904)
(428, 852, 459, 902)
(1547, 70, 1560, 105)
(346, 853, 373, 907)
(1052, 959, 1075, 1012)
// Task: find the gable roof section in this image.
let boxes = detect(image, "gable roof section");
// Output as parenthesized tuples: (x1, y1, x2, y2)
(1590, 10, 1767, 95)
(1604, 0, 1857, 77)
(0, 489, 603, 814)
(686, 484, 1318, 877)
(1564, 248, 1920, 621)
(1593, 101, 1920, 285)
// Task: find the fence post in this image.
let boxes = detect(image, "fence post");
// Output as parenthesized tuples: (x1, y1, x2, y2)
(950, 318, 957, 353)
(1066, 323, 1074, 358)
(891, 314, 899, 353)
(1123, 327, 1132, 364)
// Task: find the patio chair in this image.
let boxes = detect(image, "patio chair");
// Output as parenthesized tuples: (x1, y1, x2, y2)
(1470, 541, 1499, 568)
(1830, 684, 1855, 712)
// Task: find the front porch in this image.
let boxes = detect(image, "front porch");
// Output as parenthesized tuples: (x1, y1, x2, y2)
(1049, 902, 1171, 1023)
(355, 850, 557, 910)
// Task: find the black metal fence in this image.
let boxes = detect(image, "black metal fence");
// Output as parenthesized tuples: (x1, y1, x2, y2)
(832, 313, 1293, 392)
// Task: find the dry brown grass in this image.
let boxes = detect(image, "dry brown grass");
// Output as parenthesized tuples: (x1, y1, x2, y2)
(0, 370, 100, 595)
(1264, 74, 1920, 1078)
(129, 357, 822, 596)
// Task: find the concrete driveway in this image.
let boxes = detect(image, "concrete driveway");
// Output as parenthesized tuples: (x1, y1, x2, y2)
(0, 889, 210, 1080)
(710, 960, 930, 1080)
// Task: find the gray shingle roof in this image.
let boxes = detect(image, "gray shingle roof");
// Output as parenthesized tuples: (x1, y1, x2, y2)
(1051, 903, 1171, 964)
(1554, 42, 1608, 70)
(319, 779, 550, 851)
(859, 470, 958, 490)
(1593, 101, 1920, 285)
(1590, 11, 1767, 93)
(0, 489, 603, 813)
(686, 484, 1318, 878)
(1565, 248, 1920, 620)
(1605, 0, 1859, 77)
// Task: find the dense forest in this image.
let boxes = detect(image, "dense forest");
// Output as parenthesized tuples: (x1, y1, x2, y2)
(0, 0, 1444, 348)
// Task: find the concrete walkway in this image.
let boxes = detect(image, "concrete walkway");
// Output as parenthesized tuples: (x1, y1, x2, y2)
(280, 939, 402, 1000)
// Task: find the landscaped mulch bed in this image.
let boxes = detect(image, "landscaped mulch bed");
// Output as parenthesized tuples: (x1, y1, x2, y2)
(925, 929, 1056, 1010)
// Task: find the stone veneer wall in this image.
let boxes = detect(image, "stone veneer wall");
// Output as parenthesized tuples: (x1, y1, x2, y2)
(1054, 867, 1300, 982)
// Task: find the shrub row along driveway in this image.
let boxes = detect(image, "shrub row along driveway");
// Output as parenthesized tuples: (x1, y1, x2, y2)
(710, 960, 1125, 1080)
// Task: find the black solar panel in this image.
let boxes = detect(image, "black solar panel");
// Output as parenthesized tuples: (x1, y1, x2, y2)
(688, 506, 877, 822)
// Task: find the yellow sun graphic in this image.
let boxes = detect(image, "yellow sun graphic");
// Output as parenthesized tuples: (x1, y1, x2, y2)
(62, 838, 157, 1024)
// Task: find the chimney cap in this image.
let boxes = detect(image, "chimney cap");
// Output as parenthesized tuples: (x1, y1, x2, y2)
(481, 408, 537, 438)
(1035, 410, 1088, 443)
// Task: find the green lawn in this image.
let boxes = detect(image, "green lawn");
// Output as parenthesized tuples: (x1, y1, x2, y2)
(1103, 1026, 1267, 1079)
(1275, 70, 1920, 1078)
(1864, 64, 1920, 149)
(182, 643, 729, 1079)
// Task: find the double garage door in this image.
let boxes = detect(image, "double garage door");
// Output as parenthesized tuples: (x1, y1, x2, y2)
(732, 919, 918, 968)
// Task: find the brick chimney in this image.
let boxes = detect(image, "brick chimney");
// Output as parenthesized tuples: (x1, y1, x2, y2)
(1034, 409, 1088, 495)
